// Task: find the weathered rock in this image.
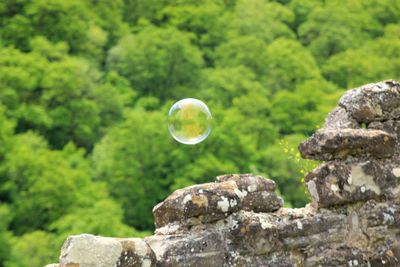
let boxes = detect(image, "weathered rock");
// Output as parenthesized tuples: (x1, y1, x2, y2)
(369, 237, 400, 267)
(232, 251, 304, 267)
(323, 106, 359, 129)
(146, 209, 346, 266)
(305, 159, 400, 207)
(152, 174, 282, 228)
(53, 195, 400, 267)
(353, 200, 400, 266)
(304, 246, 370, 267)
(145, 229, 226, 267)
(368, 120, 400, 138)
(299, 129, 395, 160)
(227, 210, 347, 256)
(368, 120, 400, 157)
(44, 265, 60, 267)
(339, 80, 400, 123)
(116, 238, 157, 267)
(357, 200, 400, 231)
(144, 199, 400, 266)
(59, 234, 156, 267)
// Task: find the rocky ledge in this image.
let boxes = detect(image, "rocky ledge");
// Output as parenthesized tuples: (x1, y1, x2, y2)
(47, 80, 400, 267)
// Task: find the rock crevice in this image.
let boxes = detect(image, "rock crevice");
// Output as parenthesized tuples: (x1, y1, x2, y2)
(48, 80, 400, 267)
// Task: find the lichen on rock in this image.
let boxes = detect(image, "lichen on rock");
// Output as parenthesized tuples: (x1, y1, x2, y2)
(152, 173, 282, 229)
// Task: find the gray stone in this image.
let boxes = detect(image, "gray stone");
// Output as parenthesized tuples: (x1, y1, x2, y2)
(369, 236, 400, 267)
(59, 234, 156, 267)
(145, 200, 400, 266)
(228, 210, 347, 255)
(368, 120, 400, 137)
(299, 129, 395, 160)
(305, 159, 400, 207)
(116, 238, 156, 267)
(232, 251, 304, 267)
(339, 80, 400, 123)
(52, 196, 400, 267)
(323, 106, 359, 129)
(145, 230, 226, 267)
(152, 174, 282, 228)
(60, 234, 122, 267)
(304, 246, 370, 267)
(215, 173, 276, 191)
(368, 120, 400, 157)
(357, 200, 400, 230)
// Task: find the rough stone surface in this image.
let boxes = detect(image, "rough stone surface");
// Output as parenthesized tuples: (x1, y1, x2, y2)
(116, 238, 156, 267)
(323, 106, 360, 130)
(305, 159, 400, 207)
(49, 80, 400, 267)
(339, 79, 400, 123)
(152, 174, 282, 228)
(299, 128, 395, 160)
(59, 234, 156, 267)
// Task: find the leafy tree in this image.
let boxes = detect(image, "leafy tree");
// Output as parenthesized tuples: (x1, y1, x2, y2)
(0, 46, 133, 149)
(0, 205, 11, 267)
(29, 36, 69, 60)
(5, 231, 59, 267)
(298, 0, 383, 61)
(199, 66, 264, 107)
(0, 47, 47, 117)
(122, 0, 169, 24)
(87, 0, 129, 46)
(288, 0, 322, 29)
(160, 0, 227, 63)
(0, 0, 29, 24)
(107, 26, 204, 101)
(226, 0, 295, 44)
(0, 0, 127, 63)
(3, 133, 89, 233)
(92, 109, 173, 230)
(270, 79, 340, 135)
(359, 27, 400, 77)
(1, 0, 93, 52)
(214, 36, 268, 78)
(39, 57, 103, 148)
(231, 93, 278, 149)
(262, 38, 321, 93)
(383, 24, 400, 38)
(0, 107, 14, 162)
(0, 14, 32, 51)
(0, 107, 15, 204)
(322, 49, 393, 89)
(51, 199, 143, 237)
(40, 57, 133, 148)
(322, 23, 400, 89)
(362, 0, 400, 25)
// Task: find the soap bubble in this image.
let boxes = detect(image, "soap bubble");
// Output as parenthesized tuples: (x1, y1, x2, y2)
(168, 98, 212, 145)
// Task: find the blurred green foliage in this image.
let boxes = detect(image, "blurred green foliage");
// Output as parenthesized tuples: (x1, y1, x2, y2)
(0, 0, 399, 266)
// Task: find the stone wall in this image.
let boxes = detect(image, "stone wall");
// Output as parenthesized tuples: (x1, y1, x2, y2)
(47, 80, 400, 267)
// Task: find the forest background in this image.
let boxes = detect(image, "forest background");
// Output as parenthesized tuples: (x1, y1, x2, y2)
(0, 0, 399, 266)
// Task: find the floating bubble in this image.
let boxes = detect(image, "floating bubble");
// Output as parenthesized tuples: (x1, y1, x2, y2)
(168, 98, 212, 145)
